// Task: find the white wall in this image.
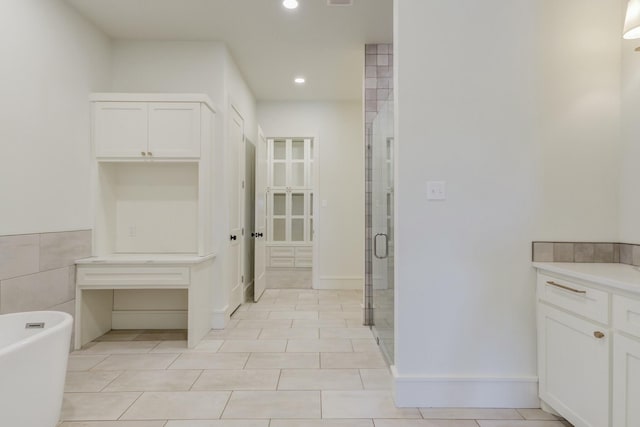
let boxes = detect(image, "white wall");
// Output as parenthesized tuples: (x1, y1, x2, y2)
(620, 0, 640, 244)
(0, 0, 112, 236)
(258, 101, 364, 289)
(394, 0, 621, 407)
(110, 40, 257, 324)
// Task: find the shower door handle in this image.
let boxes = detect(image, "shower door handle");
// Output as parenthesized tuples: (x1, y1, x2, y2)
(374, 233, 389, 259)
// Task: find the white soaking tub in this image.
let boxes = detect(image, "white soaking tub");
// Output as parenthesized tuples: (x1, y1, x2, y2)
(0, 311, 73, 427)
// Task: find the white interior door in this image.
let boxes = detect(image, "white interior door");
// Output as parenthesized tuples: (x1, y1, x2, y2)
(228, 106, 245, 312)
(254, 127, 268, 301)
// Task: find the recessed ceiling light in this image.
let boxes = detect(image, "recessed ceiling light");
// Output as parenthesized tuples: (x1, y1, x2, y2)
(283, 0, 299, 9)
(294, 77, 306, 84)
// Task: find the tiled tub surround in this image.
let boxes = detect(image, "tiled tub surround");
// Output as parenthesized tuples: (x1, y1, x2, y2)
(532, 241, 640, 265)
(0, 230, 91, 318)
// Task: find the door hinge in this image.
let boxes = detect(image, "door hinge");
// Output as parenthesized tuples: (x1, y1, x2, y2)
(241, 275, 244, 283)
(242, 180, 245, 189)
(242, 228, 245, 236)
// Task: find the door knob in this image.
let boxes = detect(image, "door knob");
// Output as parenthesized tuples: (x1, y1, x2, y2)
(594, 331, 605, 339)
(230, 235, 237, 241)
(257, 232, 264, 238)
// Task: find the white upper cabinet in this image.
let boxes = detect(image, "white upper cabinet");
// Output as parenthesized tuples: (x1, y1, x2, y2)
(94, 102, 148, 158)
(148, 102, 201, 158)
(92, 94, 212, 159)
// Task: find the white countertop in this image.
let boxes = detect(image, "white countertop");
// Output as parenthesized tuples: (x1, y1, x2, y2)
(533, 262, 640, 295)
(76, 253, 216, 265)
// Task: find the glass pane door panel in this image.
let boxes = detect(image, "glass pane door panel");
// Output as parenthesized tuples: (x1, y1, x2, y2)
(292, 140, 305, 160)
(273, 193, 286, 216)
(291, 163, 305, 187)
(273, 163, 286, 187)
(272, 218, 286, 241)
(291, 219, 304, 241)
(371, 96, 394, 364)
(291, 193, 305, 215)
(273, 140, 286, 160)
(309, 193, 313, 214)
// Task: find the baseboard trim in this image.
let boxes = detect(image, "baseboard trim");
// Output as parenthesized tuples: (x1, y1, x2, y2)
(315, 276, 364, 290)
(391, 367, 539, 408)
(112, 310, 187, 329)
(211, 304, 230, 330)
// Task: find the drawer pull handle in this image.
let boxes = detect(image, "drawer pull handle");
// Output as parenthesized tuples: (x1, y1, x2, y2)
(594, 331, 605, 339)
(546, 281, 587, 294)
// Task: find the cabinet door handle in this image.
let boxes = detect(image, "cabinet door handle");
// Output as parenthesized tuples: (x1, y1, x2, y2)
(147, 152, 153, 156)
(545, 281, 586, 294)
(141, 151, 146, 156)
(594, 331, 605, 339)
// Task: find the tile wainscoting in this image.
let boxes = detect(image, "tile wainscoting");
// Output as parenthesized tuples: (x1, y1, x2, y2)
(532, 241, 640, 265)
(0, 230, 91, 332)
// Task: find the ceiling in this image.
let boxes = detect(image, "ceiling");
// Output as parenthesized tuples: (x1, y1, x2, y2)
(65, 0, 393, 101)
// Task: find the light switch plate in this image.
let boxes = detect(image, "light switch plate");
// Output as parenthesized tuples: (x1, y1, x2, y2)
(427, 181, 446, 200)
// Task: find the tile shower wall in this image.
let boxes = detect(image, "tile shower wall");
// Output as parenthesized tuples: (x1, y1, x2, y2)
(532, 241, 640, 266)
(364, 43, 393, 325)
(0, 230, 91, 319)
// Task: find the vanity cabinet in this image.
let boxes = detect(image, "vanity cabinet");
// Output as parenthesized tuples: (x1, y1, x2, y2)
(534, 263, 640, 427)
(76, 93, 218, 349)
(612, 295, 640, 427)
(93, 94, 209, 159)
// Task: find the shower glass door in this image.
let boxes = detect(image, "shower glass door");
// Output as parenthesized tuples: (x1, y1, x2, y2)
(371, 96, 394, 363)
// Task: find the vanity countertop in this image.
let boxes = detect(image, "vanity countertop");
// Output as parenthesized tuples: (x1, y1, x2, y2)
(75, 253, 216, 265)
(533, 262, 640, 296)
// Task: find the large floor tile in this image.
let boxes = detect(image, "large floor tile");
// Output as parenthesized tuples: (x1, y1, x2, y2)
(92, 354, 179, 371)
(278, 369, 362, 390)
(65, 371, 122, 392)
(61, 392, 141, 421)
(204, 328, 261, 340)
(269, 311, 319, 320)
(319, 328, 373, 339)
(351, 339, 380, 352)
(419, 408, 523, 420)
(103, 369, 201, 391)
(517, 409, 561, 420)
(322, 390, 421, 418)
(286, 339, 353, 353)
(477, 422, 568, 427)
(245, 352, 320, 369)
(78, 341, 160, 354)
(169, 353, 249, 370)
(321, 352, 387, 369)
(295, 304, 343, 312)
(235, 319, 293, 329)
(248, 304, 297, 312)
(259, 328, 319, 339)
(359, 368, 393, 390)
(121, 391, 230, 420)
(218, 339, 287, 353)
(66, 354, 109, 371)
(151, 340, 224, 353)
(319, 311, 362, 320)
(191, 369, 280, 390)
(165, 421, 269, 427)
(222, 391, 321, 419)
(231, 310, 270, 320)
(271, 420, 373, 427)
(293, 320, 347, 328)
(373, 421, 480, 427)
(59, 422, 166, 427)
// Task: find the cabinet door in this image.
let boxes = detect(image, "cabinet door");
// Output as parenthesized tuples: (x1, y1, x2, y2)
(613, 333, 640, 427)
(148, 103, 201, 158)
(94, 102, 148, 158)
(538, 304, 609, 427)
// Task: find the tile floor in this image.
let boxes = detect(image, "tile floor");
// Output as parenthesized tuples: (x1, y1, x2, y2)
(59, 289, 571, 427)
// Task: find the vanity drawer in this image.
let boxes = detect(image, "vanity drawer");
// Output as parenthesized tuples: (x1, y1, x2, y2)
(295, 247, 313, 258)
(270, 257, 295, 268)
(537, 273, 609, 324)
(613, 294, 640, 339)
(295, 257, 313, 268)
(270, 247, 295, 258)
(77, 266, 190, 288)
